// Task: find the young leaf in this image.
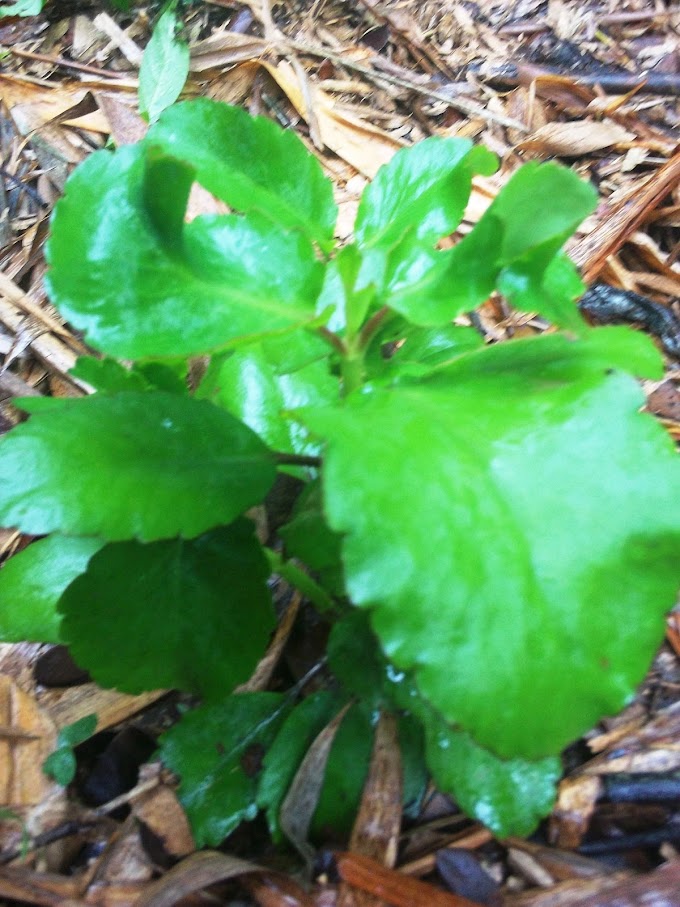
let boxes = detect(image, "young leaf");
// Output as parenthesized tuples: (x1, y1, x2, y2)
(59, 521, 275, 700)
(424, 722, 560, 839)
(146, 99, 337, 251)
(303, 330, 680, 759)
(197, 344, 338, 456)
(386, 162, 596, 329)
(355, 138, 496, 251)
(160, 693, 291, 847)
(138, 7, 189, 124)
(0, 535, 103, 643)
(46, 144, 325, 359)
(0, 392, 275, 542)
(257, 691, 343, 842)
(43, 714, 97, 787)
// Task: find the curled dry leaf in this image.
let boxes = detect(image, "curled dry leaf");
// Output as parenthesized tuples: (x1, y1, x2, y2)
(517, 120, 636, 156)
(136, 850, 314, 907)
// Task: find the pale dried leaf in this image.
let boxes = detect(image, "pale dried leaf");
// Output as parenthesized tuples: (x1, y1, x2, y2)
(548, 775, 602, 849)
(189, 31, 268, 72)
(280, 702, 352, 865)
(94, 92, 148, 146)
(262, 61, 405, 177)
(518, 120, 636, 156)
(137, 850, 313, 907)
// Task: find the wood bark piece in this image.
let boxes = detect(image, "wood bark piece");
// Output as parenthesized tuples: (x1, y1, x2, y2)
(570, 151, 680, 282)
(38, 684, 166, 735)
(576, 858, 680, 907)
(0, 674, 58, 808)
(336, 852, 489, 907)
(505, 871, 633, 907)
(338, 711, 403, 907)
(549, 775, 603, 849)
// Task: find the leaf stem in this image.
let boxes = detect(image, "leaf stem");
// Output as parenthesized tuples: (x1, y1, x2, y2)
(341, 353, 364, 396)
(265, 549, 334, 612)
(316, 326, 347, 355)
(357, 305, 391, 351)
(274, 452, 322, 468)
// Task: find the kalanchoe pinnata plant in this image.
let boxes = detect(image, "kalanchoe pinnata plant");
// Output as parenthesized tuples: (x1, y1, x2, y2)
(0, 98, 678, 843)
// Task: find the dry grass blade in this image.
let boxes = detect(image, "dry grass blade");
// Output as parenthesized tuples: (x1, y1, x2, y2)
(279, 702, 353, 865)
(137, 850, 314, 907)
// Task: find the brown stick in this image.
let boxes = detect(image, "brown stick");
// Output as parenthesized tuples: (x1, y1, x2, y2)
(9, 48, 127, 80)
(336, 852, 487, 907)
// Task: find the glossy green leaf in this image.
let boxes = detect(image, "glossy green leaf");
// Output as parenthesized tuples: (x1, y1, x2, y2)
(351, 138, 498, 317)
(316, 244, 375, 335)
(371, 323, 484, 381)
(280, 480, 344, 594)
(70, 357, 150, 393)
(387, 162, 596, 328)
(0, 393, 275, 542)
(46, 144, 325, 359)
(355, 138, 496, 250)
(328, 610, 389, 709)
(398, 714, 428, 819)
(304, 330, 680, 758)
(160, 693, 291, 847)
(0, 535, 103, 643)
(311, 702, 373, 839)
(43, 714, 97, 787)
(133, 360, 188, 394)
(197, 344, 338, 455)
(257, 691, 343, 842)
(147, 99, 337, 250)
(329, 612, 557, 836)
(259, 330, 332, 376)
(424, 722, 560, 838)
(138, 8, 189, 123)
(59, 521, 275, 699)
(71, 357, 188, 395)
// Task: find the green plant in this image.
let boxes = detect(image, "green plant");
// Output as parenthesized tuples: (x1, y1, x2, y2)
(0, 98, 678, 843)
(43, 714, 98, 786)
(138, 2, 189, 124)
